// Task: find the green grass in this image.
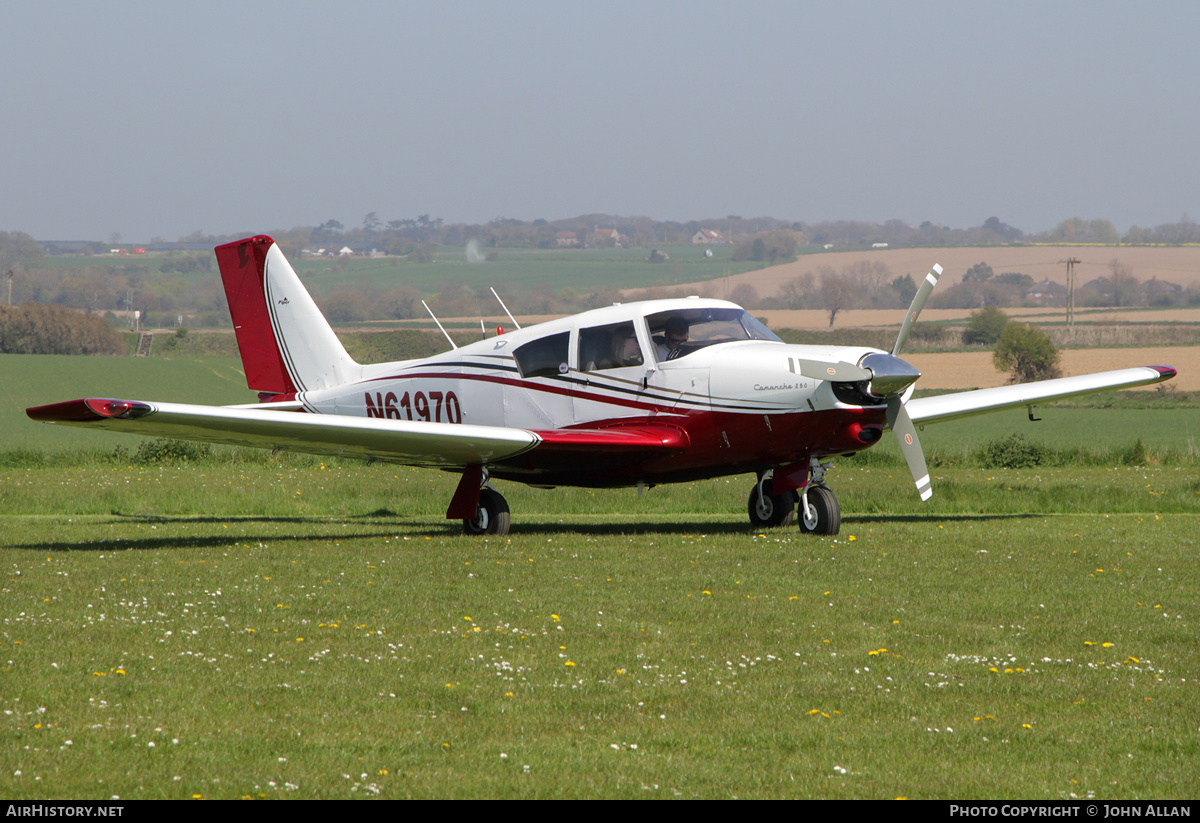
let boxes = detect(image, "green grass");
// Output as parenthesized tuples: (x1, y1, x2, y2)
(1, 462, 1197, 799)
(6, 353, 255, 450)
(891, 406, 1199, 461)
(4, 350, 1197, 798)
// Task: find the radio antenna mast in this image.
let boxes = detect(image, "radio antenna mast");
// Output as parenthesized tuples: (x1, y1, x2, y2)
(422, 300, 458, 349)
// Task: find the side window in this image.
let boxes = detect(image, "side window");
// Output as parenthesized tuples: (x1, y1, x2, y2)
(513, 332, 570, 379)
(578, 323, 644, 372)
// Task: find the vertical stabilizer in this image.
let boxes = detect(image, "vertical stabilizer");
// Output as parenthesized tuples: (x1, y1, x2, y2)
(215, 236, 361, 395)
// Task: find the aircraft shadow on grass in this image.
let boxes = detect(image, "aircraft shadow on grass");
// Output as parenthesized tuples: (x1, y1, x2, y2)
(10, 511, 1045, 551)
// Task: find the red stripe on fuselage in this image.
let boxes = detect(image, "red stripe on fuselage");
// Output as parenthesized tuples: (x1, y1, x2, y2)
(360, 370, 771, 415)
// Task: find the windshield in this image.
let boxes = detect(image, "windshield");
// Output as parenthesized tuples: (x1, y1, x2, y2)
(645, 308, 780, 362)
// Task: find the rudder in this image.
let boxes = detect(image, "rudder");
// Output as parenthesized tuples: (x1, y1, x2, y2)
(215, 236, 360, 396)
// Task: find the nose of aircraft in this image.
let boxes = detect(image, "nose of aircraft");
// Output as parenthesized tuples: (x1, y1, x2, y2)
(860, 352, 922, 398)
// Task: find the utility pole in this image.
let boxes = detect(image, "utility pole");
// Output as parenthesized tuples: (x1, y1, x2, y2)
(5, 270, 12, 306)
(1061, 257, 1081, 329)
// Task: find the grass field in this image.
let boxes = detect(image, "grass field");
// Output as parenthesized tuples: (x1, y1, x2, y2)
(1, 461, 1197, 799)
(5, 354, 255, 450)
(4, 343, 1197, 799)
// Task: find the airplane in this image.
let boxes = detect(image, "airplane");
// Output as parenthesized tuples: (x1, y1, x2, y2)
(27, 235, 1176, 536)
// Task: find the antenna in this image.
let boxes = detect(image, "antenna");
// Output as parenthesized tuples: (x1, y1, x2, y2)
(422, 300, 458, 349)
(490, 287, 521, 330)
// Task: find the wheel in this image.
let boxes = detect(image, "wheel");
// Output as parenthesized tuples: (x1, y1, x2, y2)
(798, 486, 840, 536)
(463, 488, 511, 536)
(747, 483, 798, 528)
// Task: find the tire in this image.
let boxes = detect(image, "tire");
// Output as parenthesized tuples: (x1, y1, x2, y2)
(747, 484, 798, 528)
(463, 488, 511, 536)
(798, 486, 840, 536)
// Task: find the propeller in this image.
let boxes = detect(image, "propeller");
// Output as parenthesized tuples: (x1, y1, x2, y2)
(866, 265, 942, 501)
(785, 265, 941, 501)
(892, 264, 942, 356)
(789, 265, 943, 388)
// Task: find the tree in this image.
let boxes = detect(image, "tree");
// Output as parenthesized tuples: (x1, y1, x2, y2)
(963, 305, 1009, 345)
(0, 303, 124, 355)
(982, 216, 1022, 241)
(963, 262, 994, 282)
(992, 323, 1061, 384)
(818, 267, 854, 327)
(0, 231, 44, 277)
(890, 274, 917, 306)
(1108, 258, 1140, 307)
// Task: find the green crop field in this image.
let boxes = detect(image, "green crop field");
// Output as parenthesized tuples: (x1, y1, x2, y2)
(6, 354, 255, 450)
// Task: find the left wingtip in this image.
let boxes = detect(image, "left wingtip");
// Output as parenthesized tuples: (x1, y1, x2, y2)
(27, 398, 154, 422)
(1149, 365, 1177, 380)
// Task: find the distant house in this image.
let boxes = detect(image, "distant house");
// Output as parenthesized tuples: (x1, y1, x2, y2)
(1024, 279, 1067, 306)
(145, 241, 213, 253)
(39, 240, 105, 255)
(556, 231, 579, 247)
(871, 242, 889, 248)
(588, 227, 622, 247)
(1144, 277, 1182, 301)
(691, 229, 725, 244)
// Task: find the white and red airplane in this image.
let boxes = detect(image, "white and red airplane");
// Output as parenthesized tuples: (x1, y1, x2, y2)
(28, 235, 1176, 536)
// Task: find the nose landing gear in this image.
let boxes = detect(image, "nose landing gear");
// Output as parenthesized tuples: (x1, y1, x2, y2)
(798, 485, 840, 535)
(747, 460, 841, 535)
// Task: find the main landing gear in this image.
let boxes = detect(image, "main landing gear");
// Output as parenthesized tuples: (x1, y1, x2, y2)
(463, 487, 511, 536)
(747, 462, 842, 536)
(747, 476, 798, 528)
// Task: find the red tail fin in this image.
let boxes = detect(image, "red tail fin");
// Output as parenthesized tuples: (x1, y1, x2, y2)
(215, 235, 297, 395)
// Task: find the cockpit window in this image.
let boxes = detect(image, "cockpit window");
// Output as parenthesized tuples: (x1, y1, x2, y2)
(646, 308, 780, 362)
(579, 323, 644, 372)
(513, 331, 569, 378)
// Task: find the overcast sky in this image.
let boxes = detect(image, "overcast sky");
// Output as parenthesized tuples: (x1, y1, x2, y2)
(4, 0, 1197, 242)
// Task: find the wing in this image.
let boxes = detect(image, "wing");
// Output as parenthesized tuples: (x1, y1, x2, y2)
(906, 365, 1176, 427)
(25, 398, 687, 469)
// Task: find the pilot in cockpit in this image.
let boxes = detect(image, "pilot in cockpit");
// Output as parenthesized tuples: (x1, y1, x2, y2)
(655, 316, 689, 360)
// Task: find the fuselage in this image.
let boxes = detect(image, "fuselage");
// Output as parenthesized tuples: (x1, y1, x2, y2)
(290, 298, 890, 487)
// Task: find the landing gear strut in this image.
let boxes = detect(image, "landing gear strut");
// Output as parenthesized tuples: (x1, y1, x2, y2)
(747, 473, 798, 528)
(463, 487, 511, 536)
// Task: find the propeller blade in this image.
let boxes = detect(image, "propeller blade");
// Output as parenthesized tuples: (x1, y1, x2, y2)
(892, 264, 943, 357)
(887, 395, 932, 501)
(788, 356, 871, 382)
